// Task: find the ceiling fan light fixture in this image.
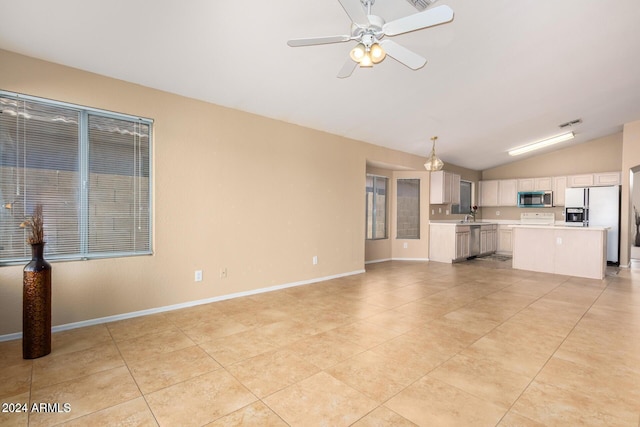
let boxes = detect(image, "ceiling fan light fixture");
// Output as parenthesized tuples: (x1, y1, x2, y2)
(370, 43, 386, 63)
(359, 52, 373, 67)
(424, 136, 444, 171)
(349, 43, 366, 62)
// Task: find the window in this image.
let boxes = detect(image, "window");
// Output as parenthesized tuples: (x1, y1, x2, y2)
(366, 175, 387, 239)
(397, 179, 420, 239)
(452, 180, 473, 215)
(0, 92, 152, 264)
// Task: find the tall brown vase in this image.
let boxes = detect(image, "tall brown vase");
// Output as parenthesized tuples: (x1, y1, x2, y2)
(23, 242, 52, 359)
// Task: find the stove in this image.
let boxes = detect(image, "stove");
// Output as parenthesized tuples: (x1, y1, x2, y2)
(520, 212, 555, 225)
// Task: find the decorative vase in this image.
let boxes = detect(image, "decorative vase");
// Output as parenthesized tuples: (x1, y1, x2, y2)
(23, 242, 52, 359)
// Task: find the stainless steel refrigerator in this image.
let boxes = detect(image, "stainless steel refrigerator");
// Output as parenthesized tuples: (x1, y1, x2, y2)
(565, 185, 620, 263)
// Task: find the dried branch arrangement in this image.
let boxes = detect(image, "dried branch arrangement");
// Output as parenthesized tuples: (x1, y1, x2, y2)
(20, 204, 45, 244)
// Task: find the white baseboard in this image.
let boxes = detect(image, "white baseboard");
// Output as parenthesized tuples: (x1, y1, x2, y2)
(365, 258, 429, 264)
(0, 269, 365, 342)
(364, 258, 392, 265)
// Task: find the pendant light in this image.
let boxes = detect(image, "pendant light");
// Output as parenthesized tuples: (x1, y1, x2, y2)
(424, 136, 444, 171)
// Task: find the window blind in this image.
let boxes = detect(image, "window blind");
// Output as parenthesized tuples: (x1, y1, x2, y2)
(0, 92, 152, 264)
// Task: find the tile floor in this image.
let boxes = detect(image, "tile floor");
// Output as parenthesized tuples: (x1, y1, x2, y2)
(1, 259, 639, 426)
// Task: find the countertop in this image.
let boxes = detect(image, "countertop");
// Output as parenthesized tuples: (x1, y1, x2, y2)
(509, 224, 611, 231)
(429, 220, 500, 225)
(429, 220, 610, 231)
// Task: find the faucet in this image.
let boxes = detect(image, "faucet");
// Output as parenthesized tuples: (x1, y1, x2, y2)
(463, 214, 472, 223)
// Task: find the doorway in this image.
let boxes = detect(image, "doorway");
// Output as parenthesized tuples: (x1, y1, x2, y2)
(631, 167, 640, 268)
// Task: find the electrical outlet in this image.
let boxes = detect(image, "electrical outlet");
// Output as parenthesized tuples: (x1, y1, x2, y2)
(220, 268, 227, 279)
(312, 256, 318, 265)
(496, 211, 500, 216)
(403, 242, 408, 249)
(195, 270, 203, 282)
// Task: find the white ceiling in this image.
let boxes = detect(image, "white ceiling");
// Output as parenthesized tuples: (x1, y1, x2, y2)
(1, 0, 639, 170)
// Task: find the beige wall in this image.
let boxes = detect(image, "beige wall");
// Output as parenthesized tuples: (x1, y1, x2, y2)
(0, 49, 427, 336)
(482, 133, 623, 180)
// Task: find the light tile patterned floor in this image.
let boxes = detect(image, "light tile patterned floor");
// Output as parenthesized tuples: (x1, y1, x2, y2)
(1, 259, 639, 426)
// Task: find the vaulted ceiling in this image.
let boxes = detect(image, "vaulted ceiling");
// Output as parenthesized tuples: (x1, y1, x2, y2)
(1, 0, 639, 170)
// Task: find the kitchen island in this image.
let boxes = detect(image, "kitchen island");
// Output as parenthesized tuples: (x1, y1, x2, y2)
(511, 224, 608, 280)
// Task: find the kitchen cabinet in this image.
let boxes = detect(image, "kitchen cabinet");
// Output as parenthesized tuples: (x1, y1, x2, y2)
(451, 173, 461, 205)
(480, 224, 497, 255)
(518, 177, 552, 192)
(429, 222, 497, 263)
(567, 174, 594, 187)
(497, 225, 513, 255)
(517, 178, 534, 192)
(455, 227, 470, 260)
(567, 172, 621, 188)
(593, 171, 621, 186)
(478, 180, 499, 207)
(479, 179, 517, 207)
(512, 225, 607, 280)
(552, 176, 567, 206)
(430, 170, 461, 205)
(535, 177, 553, 191)
(498, 180, 518, 206)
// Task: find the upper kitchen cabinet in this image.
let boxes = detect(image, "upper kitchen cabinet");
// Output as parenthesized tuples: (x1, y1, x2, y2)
(567, 172, 621, 187)
(517, 177, 552, 192)
(498, 179, 518, 206)
(479, 179, 517, 207)
(567, 174, 594, 187)
(593, 172, 621, 186)
(552, 176, 567, 206)
(430, 170, 461, 205)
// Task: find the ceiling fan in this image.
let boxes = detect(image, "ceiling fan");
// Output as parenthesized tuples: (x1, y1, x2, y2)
(287, 0, 454, 78)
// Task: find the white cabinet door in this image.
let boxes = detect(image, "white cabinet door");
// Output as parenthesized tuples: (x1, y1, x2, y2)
(451, 173, 461, 205)
(535, 177, 553, 191)
(489, 227, 497, 253)
(455, 231, 470, 259)
(430, 171, 461, 204)
(497, 226, 513, 254)
(593, 172, 621, 186)
(552, 176, 567, 206)
(518, 178, 535, 192)
(568, 174, 594, 187)
(498, 180, 518, 206)
(479, 180, 499, 207)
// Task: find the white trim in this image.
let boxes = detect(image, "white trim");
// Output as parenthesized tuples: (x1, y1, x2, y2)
(0, 269, 365, 342)
(365, 258, 392, 264)
(392, 258, 429, 262)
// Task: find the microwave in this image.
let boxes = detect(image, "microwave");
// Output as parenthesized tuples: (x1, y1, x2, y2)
(517, 191, 553, 208)
(565, 207, 588, 226)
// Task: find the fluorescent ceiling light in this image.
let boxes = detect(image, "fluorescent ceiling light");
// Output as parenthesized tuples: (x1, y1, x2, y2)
(508, 131, 574, 156)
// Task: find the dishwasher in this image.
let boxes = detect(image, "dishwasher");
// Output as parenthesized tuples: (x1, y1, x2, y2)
(468, 225, 481, 258)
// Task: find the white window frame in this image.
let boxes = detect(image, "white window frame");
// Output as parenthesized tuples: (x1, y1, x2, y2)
(0, 91, 153, 265)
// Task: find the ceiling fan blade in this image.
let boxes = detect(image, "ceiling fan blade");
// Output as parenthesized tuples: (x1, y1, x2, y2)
(379, 39, 426, 70)
(338, 0, 370, 27)
(383, 5, 454, 36)
(337, 58, 357, 78)
(287, 35, 351, 47)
